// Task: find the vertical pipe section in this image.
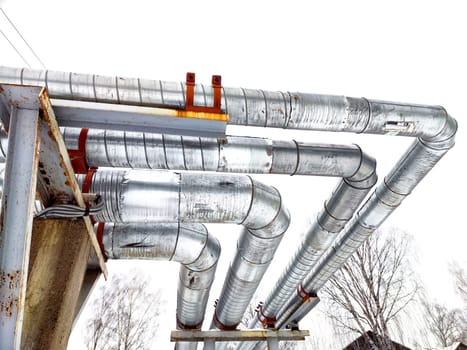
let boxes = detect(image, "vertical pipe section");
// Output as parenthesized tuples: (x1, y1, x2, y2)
(102, 223, 221, 350)
(0, 107, 40, 349)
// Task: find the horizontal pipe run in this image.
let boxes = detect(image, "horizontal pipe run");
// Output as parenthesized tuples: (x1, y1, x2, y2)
(0, 66, 454, 143)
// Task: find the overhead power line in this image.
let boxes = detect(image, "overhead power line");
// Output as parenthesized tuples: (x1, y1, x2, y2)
(0, 8, 46, 69)
(0, 27, 31, 67)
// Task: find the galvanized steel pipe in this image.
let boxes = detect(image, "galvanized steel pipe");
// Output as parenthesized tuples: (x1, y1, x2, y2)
(102, 222, 220, 350)
(0, 66, 452, 139)
(0, 66, 457, 349)
(58, 128, 376, 330)
(273, 123, 457, 330)
(1, 127, 377, 341)
(84, 169, 290, 332)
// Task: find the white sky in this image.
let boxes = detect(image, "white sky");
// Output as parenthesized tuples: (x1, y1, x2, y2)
(0, 1, 466, 349)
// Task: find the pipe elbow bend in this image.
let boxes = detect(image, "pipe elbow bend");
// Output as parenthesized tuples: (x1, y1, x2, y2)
(182, 225, 221, 272)
(422, 110, 457, 150)
(346, 146, 378, 189)
(242, 177, 291, 239)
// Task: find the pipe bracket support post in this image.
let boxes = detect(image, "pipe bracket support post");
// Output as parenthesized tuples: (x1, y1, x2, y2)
(0, 85, 42, 349)
(267, 338, 279, 350)
(205, 339, 215, 350)
(185, 72, 223, 114)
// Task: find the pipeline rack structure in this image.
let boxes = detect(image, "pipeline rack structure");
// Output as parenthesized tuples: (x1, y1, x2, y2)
(0, 67, 457, 350)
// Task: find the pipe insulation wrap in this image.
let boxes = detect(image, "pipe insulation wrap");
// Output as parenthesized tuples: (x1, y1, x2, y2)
(56, 127, 372, 178)
(83, 168, 291, 333)
(0, 66, 453, 141)
(245, 147, 377, 333)
(274, 135, 455, 329)
(62, 131, 377, 334)
(102, 222, 220, 350)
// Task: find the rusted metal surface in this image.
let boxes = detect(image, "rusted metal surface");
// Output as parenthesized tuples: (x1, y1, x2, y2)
(39, 90, 107, 277)
(67, 128, 90, 174)
(0, 92, 41, 349)
(0, 84, 107, 349)
(185, 72, 223, 114)
(0, 270, 20, 317)
(170, 329, 309, 342)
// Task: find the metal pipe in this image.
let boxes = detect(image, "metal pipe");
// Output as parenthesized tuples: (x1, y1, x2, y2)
(238, 112, 457, 350)
(84, 169, 290, 333)
(56, 130, 375, 350)
(54, 128, 368, 177)
(0, 67, 457, 348)
(102, 222, 220, 350)
(250, 149, 376, 330)
(0, 126, 377, 338)
(0, 66, 451, 140)
(273, 121, 457, 329)
(59, 128, 376, 330)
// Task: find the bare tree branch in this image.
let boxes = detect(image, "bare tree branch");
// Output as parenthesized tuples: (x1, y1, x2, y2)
(84, 269, 162, 350)
(422, 299, 467, 347)
(321, 228, 419, 349)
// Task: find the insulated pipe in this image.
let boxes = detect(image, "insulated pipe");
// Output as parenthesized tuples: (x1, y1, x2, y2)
(59, 128, 369, 177)
(83, 169, 290, 332)
(0, 66, 451, 139)
(101, 222, 220, 350)
(240, 112, 457, 350)
(57, 128, 376, 327)
(274, 114, 457, 329)
(0, 67, 457, 346)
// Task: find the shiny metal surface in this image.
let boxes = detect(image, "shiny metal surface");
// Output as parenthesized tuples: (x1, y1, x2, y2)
(57, 128, 369, 177)
(66, 129, 376, 339)
(0, 66, 457, 349)
(275, 132, 456, 329)
(103, 222, 220, 350)
(0, 67, 447, 138)
(86, 168, 290, 334)
(243, 148, 377, 339)
(0, 66, 452, 140)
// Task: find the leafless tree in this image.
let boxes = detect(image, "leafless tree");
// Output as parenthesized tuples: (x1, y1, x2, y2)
(85, 271, 162, 350)
(422, 300, 467, 347)
(449, 261, 467, 305)
(321, 228, 420, 350)
(420, 261, 467, 347)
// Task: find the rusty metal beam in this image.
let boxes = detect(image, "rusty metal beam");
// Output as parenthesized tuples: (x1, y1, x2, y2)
(0, 84, 107, 348)
(39, 90, 107, 276)
(0, 87, 42, 349)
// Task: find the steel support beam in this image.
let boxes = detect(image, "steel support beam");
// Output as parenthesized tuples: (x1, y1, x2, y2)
(0, 97, 41, 349)
(171, 329, 309, 342)
(51, 99, 228, 137)
(0, 84, 107, 349)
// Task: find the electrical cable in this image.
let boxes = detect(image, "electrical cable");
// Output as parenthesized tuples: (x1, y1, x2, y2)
(35, 195, 105, 219)
(0, 27, 31, 67)
(0, 8, 46, 68)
